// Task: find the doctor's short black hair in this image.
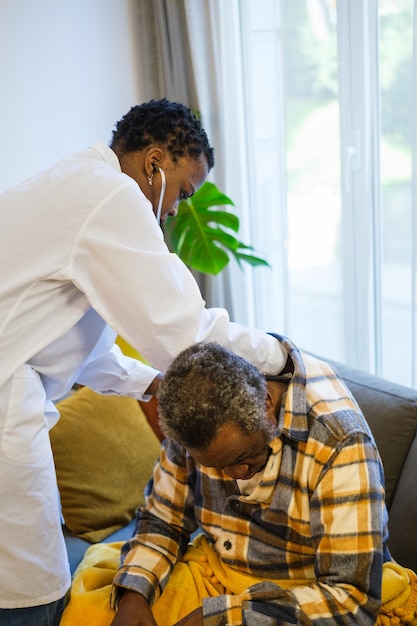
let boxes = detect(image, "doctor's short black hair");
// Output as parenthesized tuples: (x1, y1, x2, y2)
(110, 98, 214, 169)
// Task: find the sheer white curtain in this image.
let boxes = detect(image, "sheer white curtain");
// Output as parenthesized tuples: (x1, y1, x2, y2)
(131, 0, 417, 386)
(243, 0, 417, 386)
(198, 0, 417, 387)
(130, 0, 242, 312)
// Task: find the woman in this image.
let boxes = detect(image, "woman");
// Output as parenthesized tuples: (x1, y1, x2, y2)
(0, 98, 287, 625)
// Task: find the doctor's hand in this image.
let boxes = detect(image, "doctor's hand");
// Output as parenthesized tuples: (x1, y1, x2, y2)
(173, 607, 204, 626)
(110, 590, 157, 626)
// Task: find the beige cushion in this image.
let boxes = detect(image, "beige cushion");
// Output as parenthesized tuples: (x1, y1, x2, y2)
(50, 387, 161, 543)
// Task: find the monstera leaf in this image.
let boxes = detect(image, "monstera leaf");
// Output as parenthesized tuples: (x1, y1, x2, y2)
(163, 181, 269, 275)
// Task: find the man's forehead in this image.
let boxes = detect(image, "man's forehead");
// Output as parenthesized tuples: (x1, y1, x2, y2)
(187, 422, 264, 468)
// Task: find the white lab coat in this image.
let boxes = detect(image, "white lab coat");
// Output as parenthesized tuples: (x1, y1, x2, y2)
(0, 142, 286, 607)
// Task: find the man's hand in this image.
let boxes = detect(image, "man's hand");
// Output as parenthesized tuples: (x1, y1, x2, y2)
(144, 373, 164, 398)
(110, 590, 157, 626)
(141, 373, 165, 442)
(173, 607, 204, 626)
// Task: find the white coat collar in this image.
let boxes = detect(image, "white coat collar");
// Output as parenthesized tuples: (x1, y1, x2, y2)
(92, 141, 121, 172)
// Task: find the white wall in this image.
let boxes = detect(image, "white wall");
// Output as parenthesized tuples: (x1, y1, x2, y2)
(0, 0, 143, 191)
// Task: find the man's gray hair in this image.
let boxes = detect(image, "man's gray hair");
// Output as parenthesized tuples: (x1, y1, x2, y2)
(157, 342, 273, 450)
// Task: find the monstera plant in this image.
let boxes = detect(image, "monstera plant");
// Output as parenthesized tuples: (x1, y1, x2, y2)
(163, 181, 269, 275)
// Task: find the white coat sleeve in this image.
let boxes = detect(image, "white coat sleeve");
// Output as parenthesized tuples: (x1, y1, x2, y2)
(76, 325, 161, 400)
(78, 343, 161, 401)
(69, 181, 286, 374)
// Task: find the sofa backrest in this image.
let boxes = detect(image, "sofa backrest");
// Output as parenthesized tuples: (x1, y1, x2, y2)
(322, 356, 417, 572)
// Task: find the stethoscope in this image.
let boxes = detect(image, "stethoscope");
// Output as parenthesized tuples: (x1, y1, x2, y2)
(155, 167, 166, 225)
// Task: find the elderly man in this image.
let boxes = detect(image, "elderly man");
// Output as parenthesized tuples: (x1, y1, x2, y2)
(109, 335, 390, 626)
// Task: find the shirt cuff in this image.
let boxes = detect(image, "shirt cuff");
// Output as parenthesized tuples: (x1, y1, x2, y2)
(202, 593, 243, 625)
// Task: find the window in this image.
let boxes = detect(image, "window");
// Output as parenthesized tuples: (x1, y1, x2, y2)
(219, 0, 416, 386)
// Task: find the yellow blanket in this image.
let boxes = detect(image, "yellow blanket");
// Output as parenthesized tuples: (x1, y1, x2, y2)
(377, 561, 417, 626)
(60, 537, 417, 626)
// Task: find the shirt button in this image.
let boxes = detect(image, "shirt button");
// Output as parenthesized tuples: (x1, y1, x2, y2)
(224, 540, 232, 550)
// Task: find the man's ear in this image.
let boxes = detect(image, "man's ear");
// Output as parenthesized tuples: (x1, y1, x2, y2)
(265, 389, 277, 426)
(266, 380, 288, 427)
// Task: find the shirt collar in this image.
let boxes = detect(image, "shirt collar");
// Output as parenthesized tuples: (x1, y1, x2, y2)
(268, 333, 310, 443)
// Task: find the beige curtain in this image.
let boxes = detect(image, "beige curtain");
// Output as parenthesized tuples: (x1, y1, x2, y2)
(127, 0, 236, 312)
(128, 0, 197, 105)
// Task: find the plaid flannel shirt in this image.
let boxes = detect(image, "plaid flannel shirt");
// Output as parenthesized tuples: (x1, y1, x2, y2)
(112, 335, 390, 625)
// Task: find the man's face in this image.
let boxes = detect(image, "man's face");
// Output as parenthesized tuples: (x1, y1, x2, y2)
(188, 422, 272, 481)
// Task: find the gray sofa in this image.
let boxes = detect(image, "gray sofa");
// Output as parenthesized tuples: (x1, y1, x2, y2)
(63, 355, 417, 575)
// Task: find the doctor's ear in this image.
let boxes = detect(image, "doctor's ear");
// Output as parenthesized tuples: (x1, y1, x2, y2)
(152, 163, 160, 173)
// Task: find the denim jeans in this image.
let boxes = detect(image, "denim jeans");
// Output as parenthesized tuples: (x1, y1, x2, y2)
(0, 595, 66, 626)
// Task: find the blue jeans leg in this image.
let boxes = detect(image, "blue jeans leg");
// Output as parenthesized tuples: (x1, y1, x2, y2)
(0, 595, 66, 626)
